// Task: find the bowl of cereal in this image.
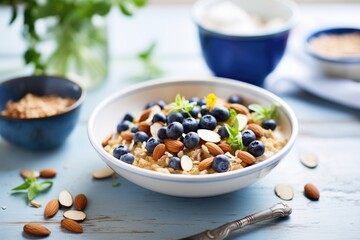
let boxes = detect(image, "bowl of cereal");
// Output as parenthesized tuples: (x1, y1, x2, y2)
(0, 75, 85, 150)
(305, 27, 360, 81)
(88, 77, 298, 197)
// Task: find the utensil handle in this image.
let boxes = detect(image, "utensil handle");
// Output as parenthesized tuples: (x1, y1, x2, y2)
(180, 202, 292, 240)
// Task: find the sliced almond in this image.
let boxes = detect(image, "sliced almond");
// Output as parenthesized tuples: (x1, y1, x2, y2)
(59, 190, 73, 207)
(101, 132, 113, 147)
(205, 142, 224, 156)
(150, 122, 163, 139)
(153, 143, 166, 161)
(61, 219, 83, 233)
(274, 184, 294, 201)
(63, 210, 87, 221)
(198, 157, 214, 171)
(92, 167, 115, 179)
(30, 200, 42, 208)
(236, 114, 248, 131)
(164, 139, 184, 153)
(300, 153, 319, 168)
(229, 103, 249, 115)
(197, 129, 221, 143)
(138, 121, 151, 133)
(218, 143, 232, 153)
(39, 168, 57, 178)
(44, 199, 59, 218)
(23, 223, 51, 236)
(237, 151, 256, 165)
(120, 131, 134, 141)
(181, 155, 193, 172)
(247, 123, 264, 138)
(20, 169, 40, 179)
(74, 194, 87, 211)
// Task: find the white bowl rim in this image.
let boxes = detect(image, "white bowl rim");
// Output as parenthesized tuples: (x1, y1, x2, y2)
(191, 0, 300, 38)
(88, 77, 298, 182)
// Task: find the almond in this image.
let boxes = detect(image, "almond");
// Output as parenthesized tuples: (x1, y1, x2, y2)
(198, 157, 214, 171)
(61, 219, 83, 233)
(23, 223, 51, 236)
(237, 151, 256, 165)
(164, 139, 184, 153)
(153, 143, 166, 161)
(74, 194, 87, 210)
(63, 210, 87, 221)
(197, 129, 221, 143)
(101, 132, 113, 147)
(44, 199, 59, 218)
(205, 142, 224, 156)
(180, 155, 193, 172)
(247, 123, 264, 138)
(139, 108, 152, 122)
(138, 121, 151, 133)
(30, 200, 42, 208)
(20, 169, 40, 179)
(218, 143, 232, 153)
(59, 190, 73, 207)
(229, 103, 249, 115)
(304, 183, 320, 201)
(40, 168, 57, 178)
(93, 167, 115, 179)
(120, 131, 134, 141)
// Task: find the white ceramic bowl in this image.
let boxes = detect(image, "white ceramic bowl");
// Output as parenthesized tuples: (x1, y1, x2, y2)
(88, 77, 298, 197)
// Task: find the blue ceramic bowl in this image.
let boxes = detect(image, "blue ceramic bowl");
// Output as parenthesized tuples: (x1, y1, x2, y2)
(192, 0, 298, 86)
(0, 76, 85, 150)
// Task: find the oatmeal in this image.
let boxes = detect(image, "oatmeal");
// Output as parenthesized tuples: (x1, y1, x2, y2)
(102, 94, 287, 175)
(1, 93, 75, 119)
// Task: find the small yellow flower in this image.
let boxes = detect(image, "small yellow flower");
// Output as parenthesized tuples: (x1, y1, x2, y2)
(205, 93, 217, 111)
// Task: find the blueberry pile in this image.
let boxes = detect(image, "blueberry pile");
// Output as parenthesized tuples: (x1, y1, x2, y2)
(106, 94, 279, 174)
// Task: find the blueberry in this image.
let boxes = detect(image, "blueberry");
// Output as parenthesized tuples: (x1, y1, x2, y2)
(168, 157, 181, 170)
(198, 114, 217, 130)
(122, 113, 134, 122)
(113, 144, 130, 159)
(145, 137, 161, 153)
(212, 155, 230, 173)
(262, 119, 277, 130)
(242, 130, 256, 146)
(189, 97, 199, 103)
(133, 131, 149, 143)
(211, 106, 230, 122)
(152, 113, 166, 123)
(120, 153, 135, 164)
(190, 105, 201, 118)
(218, 126, 229, 138)
(144, 101, 155, 109)
(184, 132, 200, 149)
(156, 100, 167, 109)
(247, 140, 265, 157)
(117, 120, 131, 133)
(167, 112, 184, 124)
(197, 99, 207, 106)
(227, 95, 242, 104)
(182, 117, 198, 133)
(131, 126, 139, 133)
(157, 127, 168, 140)
(200, 107, 210, 116)
(166, 122, 184, 139)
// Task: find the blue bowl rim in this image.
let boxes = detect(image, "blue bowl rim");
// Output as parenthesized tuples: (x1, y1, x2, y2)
(0, 75, 86, 121)
(305, 27, 360, 64)
(191, 0, 299, 39)
(87, 77, 299, 183)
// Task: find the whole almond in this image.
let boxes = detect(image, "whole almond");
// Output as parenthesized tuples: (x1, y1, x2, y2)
(153, 144, 166, 160)
(229, 103, 249, 115)
(101, 132, 113, 147)
(237, 151, 256, 165)
(138, 121, 151, 133)
(304, 183, 320, 201)
(74, 194, 87, 210)
(20, 169, 40, 179)
(59, 190, 73, 207)
(205, 142, 224, 156)
(40, 168, 57, 178)
(198, 157, 214, 171)
(164, 139, 184, 153)
(61, 219, 83, 233)
(218, 143, 232, 153)
(247, 123, 264, 138)
(23, 223, 51, 236)
(120, 131, 134, 141)
(139, 108, 152, 122)
(44, 199, 59, 218)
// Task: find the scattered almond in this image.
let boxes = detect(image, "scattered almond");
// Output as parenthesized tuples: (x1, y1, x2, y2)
(30, 200, 42, 208)
(92, 167, 115, 179)
(229, 103, 249, 115)
(120, 131, 134, 141)
(247, 123, 264, 138)
(237, 151, 256, 165)
(20, 169, 40, 179)
(198, 157, 214, 171)
(61, 219, 83, 233)
(59, 190, 73, 207)
(197, 129, 221, 143)
(205, 142, 224, 156)
(153, 143, 166, 160)
(300, 153, 319, 168)
(44, 199, 59, 218)
(274, 184, 294, 201)
(164, 139, 184, 153)
(63, 210, 87, 221)
(218, 143, 232, 153)
(138, 121, 152, 133)
(101, 133, 113, 147)
(23, 223, 51, 236)
(180, 155, 193, 172)
(74, 194, 87, 211)
(304, 183, 320, 201)
(40, 168, 57, 178)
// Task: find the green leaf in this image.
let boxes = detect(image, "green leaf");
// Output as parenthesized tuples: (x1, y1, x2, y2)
(37, 181, 53, 192)
(225, 118, 244, 150)
(12, 181, 31, 191)
(94, 2, 112, 16)
(9, 3, 17, 25)
(138, 42, 156, 60)
(170, 94, 196, 116)
(119, 2, 134, 16)
(27, 184, 39, 201)
(248, 103, 279, 124)
(227, 109, 237, 126)
(133, 0, 147, 7)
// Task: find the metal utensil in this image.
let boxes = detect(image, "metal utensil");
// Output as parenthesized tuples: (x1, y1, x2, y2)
(179, 202, 292, 240)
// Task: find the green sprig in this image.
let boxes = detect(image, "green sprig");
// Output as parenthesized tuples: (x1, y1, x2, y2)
(225, 118, 244, 150)
(170, 94, 196, 117)
(12, 177, 53, 201)
(248, 103, 279, 124)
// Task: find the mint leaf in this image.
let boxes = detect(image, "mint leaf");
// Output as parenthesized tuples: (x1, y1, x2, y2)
(227, 109, 237, 126)
(37, 181, 53, 192)
(170, 94, 196, 117)
(248, 102, 279, 124)
(27, 184, 38, 201)
(12, 182, 31, 191)
(11, 177, 53, 202)
(225, 119, 244, 150)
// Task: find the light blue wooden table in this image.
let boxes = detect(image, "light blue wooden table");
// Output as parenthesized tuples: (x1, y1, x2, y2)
(1, 3, 360, 240)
